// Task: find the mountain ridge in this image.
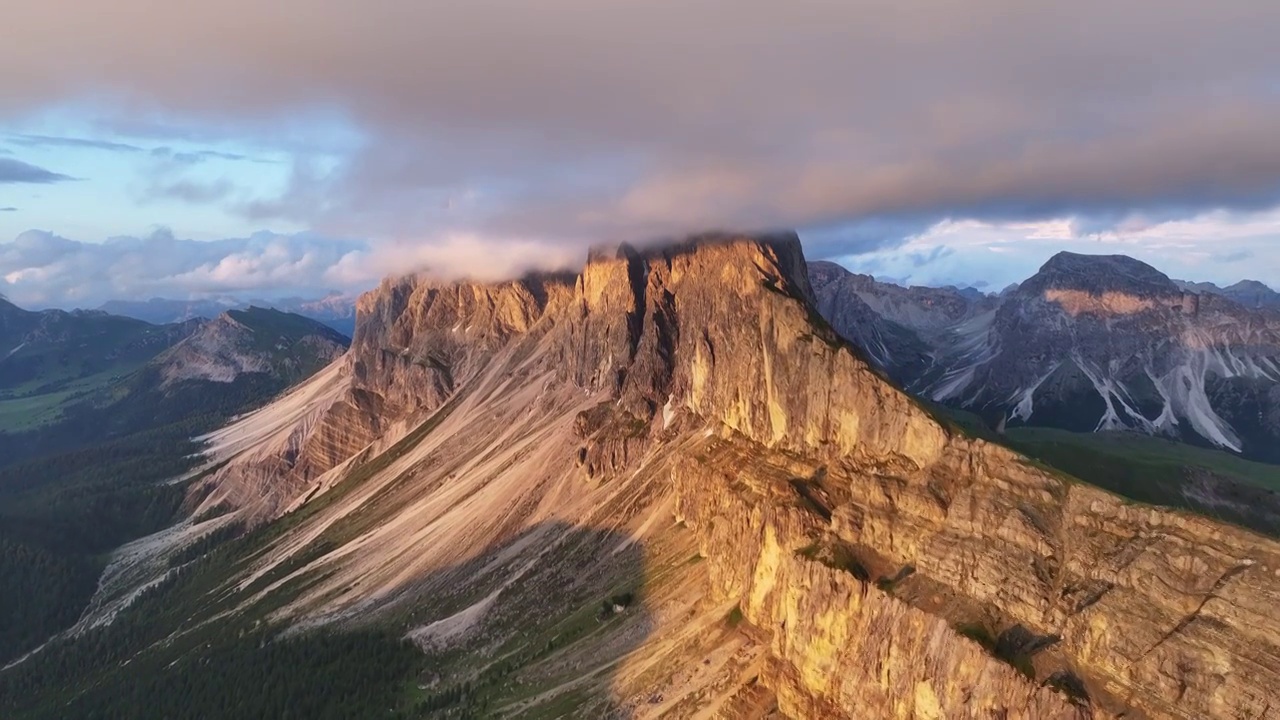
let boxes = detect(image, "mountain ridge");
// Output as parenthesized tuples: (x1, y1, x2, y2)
(812, 252, 1280, 463)
(95, 294, 359, 336)
(28, 232, 1266, 719)
(1179, 278, 1280, 311)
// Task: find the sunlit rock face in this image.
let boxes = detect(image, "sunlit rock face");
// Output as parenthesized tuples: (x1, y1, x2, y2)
(811, 251, 1280, 462)
(185, 233, 1280, 718)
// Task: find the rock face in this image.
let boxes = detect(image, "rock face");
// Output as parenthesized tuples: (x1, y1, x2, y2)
(811, 253, 1280, 462)
(186, 234, 1280, 718)
(350, 272, 575, 417)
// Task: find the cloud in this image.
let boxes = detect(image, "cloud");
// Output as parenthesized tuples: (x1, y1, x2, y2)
(8, 133, 145, 153)
(0, 2, 1279, 275)
(0, 157, 74, 184)
(834, 210, 1280, 290)
(145, 178, 235, 204)
(0, 229, 374, 307)
(139, 149, 258, 205)
(0, 226, 597, 309)
(0, 207, 16, 212)
(150, 146, 257, 164)
(1211, 249, 1254, 264)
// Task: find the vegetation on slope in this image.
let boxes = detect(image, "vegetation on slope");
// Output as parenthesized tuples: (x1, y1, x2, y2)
(0, 306, 348, 665)
(933, 403, 1280, 537)
(0, 308, 191, 432)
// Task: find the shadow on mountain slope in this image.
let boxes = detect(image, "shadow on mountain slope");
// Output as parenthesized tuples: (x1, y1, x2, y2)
(0, 520, 654, 720)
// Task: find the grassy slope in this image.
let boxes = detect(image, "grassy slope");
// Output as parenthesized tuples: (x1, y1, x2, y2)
(932, 403, 1280, 536)
(0, 311, 183, 432)
(1004, 426, 1280, 492)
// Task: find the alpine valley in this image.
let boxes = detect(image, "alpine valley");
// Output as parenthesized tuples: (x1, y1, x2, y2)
(2, 235, 1279, 720)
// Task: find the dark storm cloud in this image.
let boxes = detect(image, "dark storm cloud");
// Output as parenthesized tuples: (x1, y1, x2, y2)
(0, 158, 74, 184)
(2, 1, 1280, 268)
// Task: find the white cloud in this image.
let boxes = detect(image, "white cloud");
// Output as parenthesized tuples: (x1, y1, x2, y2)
(0, 229, 369, 308)
(0, 228, 594, 309)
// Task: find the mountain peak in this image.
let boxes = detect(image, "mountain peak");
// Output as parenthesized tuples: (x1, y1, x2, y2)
(587, 231, 809, 290)
(1023, 251, 1179, 298)
(1221, 279, 1280, 309)
(1226, 279, 1274, 292)
(154, 308, 347, 388)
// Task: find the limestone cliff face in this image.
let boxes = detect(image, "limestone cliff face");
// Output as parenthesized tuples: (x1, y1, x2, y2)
(555, 235, 1280, 719)
(559, 235, 946, 468)
(671, 429, 1280, 719)
(672, 440, 1086, 719)
(196, 233, 1280, 718)
(351, 272, 575, 416)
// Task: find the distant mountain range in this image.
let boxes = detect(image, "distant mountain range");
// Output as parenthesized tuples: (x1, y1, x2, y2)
(811, 254, 1280, 462)
(96, 294, 358, 337)
(0, 297, 347, 462)
(1175, 278, 1280, 310)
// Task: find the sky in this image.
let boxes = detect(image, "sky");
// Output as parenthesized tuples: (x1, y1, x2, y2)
(2, 1, 1280, 308)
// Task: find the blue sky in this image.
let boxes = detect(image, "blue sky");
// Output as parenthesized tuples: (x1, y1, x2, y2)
(2, 1, 1279, 308)
(0, 107, 354, 241)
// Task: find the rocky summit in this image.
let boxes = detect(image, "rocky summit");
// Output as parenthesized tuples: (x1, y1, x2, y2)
(13, 233, 1263, 719)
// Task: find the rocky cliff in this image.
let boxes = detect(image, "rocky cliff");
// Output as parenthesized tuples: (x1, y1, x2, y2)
(164, 234, 1280, 718)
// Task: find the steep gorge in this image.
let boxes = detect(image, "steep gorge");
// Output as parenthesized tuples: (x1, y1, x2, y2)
(152, 235, 1280, 717)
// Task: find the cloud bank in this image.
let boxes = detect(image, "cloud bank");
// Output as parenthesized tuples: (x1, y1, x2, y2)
(1, 0, 1278, 269)
(0, 230, 365, 307)
(0, 229, 590, 309)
